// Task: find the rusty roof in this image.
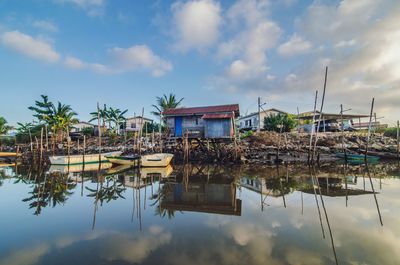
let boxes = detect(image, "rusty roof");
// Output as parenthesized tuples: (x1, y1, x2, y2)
(162, 104, 240, 117)
(202, 113, 234, 119)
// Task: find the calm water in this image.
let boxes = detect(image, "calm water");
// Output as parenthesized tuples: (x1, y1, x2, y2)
(0, 161, 399, 265)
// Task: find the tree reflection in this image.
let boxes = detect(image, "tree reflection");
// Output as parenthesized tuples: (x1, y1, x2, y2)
(86, 176, 126, 205)
(22, 174, 76, 215)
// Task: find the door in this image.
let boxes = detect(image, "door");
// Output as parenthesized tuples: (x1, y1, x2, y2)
(175, 117, 183, 137)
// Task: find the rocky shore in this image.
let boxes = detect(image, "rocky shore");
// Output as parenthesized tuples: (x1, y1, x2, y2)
(2, 131, 399, 165)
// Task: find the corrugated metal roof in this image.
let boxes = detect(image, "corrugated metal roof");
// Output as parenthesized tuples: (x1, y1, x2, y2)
(202, 113, 234, 119)
(163, 104, 239, 116)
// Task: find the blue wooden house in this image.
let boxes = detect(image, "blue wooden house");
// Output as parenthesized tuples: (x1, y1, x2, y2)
(163, 104, 240, 139)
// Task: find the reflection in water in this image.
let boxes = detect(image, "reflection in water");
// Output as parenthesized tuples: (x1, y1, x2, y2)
(0, 162, 400, 265)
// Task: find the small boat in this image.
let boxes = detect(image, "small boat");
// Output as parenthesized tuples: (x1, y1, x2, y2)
(141, 153, 174, 167)
(0, 152, 21, 157)
(106, 164, 133, 175)
(335, 153, 379, 162)
(105, 154, 140, 166)
(49, 151, 122, 165)
(140, 165, 173, 179)
(48, 162, 112, 173)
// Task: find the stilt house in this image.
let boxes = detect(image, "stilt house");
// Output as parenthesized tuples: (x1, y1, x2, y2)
(162, 104, 240, 139)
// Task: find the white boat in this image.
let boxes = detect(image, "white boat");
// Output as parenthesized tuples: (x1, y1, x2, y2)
(140, 165, 173, 179)
(48, 162, 112, 173)
(105, 154, 140, 166)
(141, 153, 174, 167)
(49, 151, 122, 165)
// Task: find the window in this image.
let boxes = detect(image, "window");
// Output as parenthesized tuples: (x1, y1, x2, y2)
(131, 123, 136, 128)
(195, 117, 199, 125)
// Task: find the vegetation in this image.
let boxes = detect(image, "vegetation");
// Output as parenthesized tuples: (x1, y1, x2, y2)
(81, 127, 94, 137)
(383, 127, 399, 139)
(0, 116, 11, 135)
(264, 114, 297, 133)
(240, 130, 254, 139)
(89, 105, 128, 134)
(151, 93, 184, 117)
(28, 95, 78, 141)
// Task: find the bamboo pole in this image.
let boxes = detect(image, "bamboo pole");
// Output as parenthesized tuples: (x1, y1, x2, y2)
(397, 120, 399, 161)
(45, 124, 49, 151)
(97, 102, 102, 163)
(313, 66, 328, 161)
(83, 135, 86, 164)
(308, 91, 318, 162)
(365, 98, 375, 160)
(29, 128, 33, 152)
(139, 108, 144, 155)
(340, 104, 347, 161)
(67, 127, 71, 166)
(40, 127, 43, 162)
(159, 111, 163, 153)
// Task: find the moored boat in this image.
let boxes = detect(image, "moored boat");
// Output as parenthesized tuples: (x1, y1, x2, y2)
(141, 153, 174, 167)
(335, 153, 379, 163)
(105, 154, 140, 166)
(49, 151, 122, 165)
(140, 165, 173, 179)
(0, 152, 21, 157)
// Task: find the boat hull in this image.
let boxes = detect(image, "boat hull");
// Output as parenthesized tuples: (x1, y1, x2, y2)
(141, 153, 174, 167)
(49, 151, 122, 165)
(106, 155, 140, 166)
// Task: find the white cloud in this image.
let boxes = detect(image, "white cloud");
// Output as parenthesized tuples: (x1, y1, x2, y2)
(32, 20, 58, 32)
(64, 45, 172, 76)
(0, 30, 60, 63)
(64, 56, 86, 69)
(172, 0, 221, 52)
(277, 33, 312, 57)
(108, 45, 173, 76)
(212, 0, 281, 94)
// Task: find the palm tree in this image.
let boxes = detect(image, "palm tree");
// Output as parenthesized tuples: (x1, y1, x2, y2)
(29, 95, 78, 142)
(89, 104, 109, 128)
(50, 102, 78, 141)
(0, 116, 11, 135)
(108, 107, 128, 133)
(151, 93, 184, 117)
(28, 95, 53, 124)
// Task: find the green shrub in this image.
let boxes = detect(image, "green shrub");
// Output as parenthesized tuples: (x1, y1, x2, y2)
(81, 127, 94, 136)
(264, 114, 297, 133)
(240, 130, 254, 139)
(383, 127, 398, 138)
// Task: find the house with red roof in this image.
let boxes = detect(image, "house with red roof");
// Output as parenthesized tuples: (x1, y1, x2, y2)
(162, 104, 240, 139)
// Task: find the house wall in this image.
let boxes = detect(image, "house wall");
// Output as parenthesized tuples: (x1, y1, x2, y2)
(205, 119, 232, 138)
(72, 123, 94, 132)
(126, 118, 152, 132)
(239, 110, 286, 130)
(166, 115, 233, 138)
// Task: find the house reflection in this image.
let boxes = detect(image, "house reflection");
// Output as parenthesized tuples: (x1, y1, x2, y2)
(159, 165, 242, 216)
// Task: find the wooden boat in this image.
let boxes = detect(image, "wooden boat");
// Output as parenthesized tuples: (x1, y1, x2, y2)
(106, 164, 132, 175)
(335, 153, 379, 162)
(141, 153, 174, 167)
(48, 162, 112, 173)
(140, 165, 173, 179)
(105, 154, 140, 166)
(49, 151, 122, 165)
(0, 152, 21, 157)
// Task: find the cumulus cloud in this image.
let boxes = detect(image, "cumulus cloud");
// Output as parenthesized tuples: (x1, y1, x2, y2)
(108, 45, 173, 76)
(277, 33, 312, 57)
(32, 20, 58, 32)
(0, 30, 60, 62)
(172, 0, 221, 52)
(212, 0, 281, 95)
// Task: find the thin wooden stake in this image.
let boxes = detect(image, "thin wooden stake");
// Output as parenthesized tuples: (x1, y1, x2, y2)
(97, 102, 102, 163)
(397, 120, 399, 161)
(365, 98, 375, 160)
(313, 66, 328, 161)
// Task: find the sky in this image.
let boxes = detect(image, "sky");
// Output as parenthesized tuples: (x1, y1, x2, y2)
(0, 0, 399, 126)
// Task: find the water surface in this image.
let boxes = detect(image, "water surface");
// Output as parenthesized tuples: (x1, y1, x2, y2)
(0, 162, 399, 265)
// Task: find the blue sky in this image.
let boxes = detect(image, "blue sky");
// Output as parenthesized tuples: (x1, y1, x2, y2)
(1, 0, 399, 125)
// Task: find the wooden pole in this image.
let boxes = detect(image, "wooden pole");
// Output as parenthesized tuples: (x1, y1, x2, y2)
(29, 128, 33, 152)
(340, 104, 347, 160)
(139, 108, 144, 155)
(45, 124, 49, 151)
(40, 127, 43, 162)
(308, 90, 318, 162)
(257, 97, 261, 132)
(83, 135, 86, 164)
(365, 98, 375, 160)
(159, 112, 163, 153)
(97, 102, 102, 162)
(313, 66, 328, 160)
(67, 127, 70, 166)
(396, 120, 399, 161)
